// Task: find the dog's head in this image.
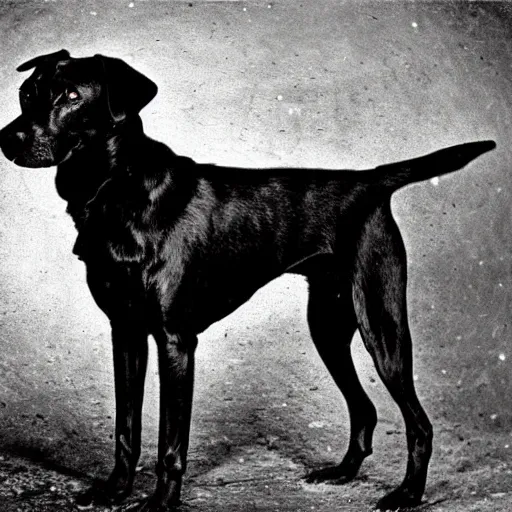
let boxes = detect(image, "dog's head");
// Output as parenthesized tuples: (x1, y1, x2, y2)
(0, 49, 157, 168)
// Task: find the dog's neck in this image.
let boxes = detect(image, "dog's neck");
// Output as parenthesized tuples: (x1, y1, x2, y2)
(55, 116, 156, 228)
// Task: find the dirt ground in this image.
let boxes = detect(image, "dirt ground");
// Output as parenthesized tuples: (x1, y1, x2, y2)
(1, 1, 512, 511)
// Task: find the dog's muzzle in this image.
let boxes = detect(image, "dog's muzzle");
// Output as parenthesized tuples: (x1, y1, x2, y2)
(0, 117, 59, 168)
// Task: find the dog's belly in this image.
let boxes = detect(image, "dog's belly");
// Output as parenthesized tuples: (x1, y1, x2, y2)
(143, 241, 331, 334)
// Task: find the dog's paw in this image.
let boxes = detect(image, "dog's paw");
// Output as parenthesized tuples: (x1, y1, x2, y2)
(120, 496, 181, 512)
(75, 477, 133, 507)
(374, 484, 422, 511)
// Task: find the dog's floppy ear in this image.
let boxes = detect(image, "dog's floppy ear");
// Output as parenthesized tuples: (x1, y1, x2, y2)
(17, 49, 71, 72)
(95, 54, 158, 124)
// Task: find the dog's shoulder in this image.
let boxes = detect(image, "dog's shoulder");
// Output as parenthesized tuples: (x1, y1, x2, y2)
(73, 155, 200, 265)
(72, 173, 144, 264)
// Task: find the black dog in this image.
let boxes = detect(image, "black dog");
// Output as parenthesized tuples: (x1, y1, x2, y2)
(0, 50, 495, 511)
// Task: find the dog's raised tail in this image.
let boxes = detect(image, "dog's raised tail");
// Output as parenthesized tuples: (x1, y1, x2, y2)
(370, 140, 496, 192)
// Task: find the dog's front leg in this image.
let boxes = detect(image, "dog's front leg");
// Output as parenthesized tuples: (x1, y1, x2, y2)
(141, 329, 196, 511)
(77, 322, 148, 506)
(109, 323, 149, 497)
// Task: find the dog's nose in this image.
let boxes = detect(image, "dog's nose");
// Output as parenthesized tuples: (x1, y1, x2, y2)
(0, 128, 22, 146)
(0, 122, 27, 161)
(0, 127, 9, 149)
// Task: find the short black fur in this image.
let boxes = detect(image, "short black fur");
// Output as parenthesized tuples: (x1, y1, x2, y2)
(0, 50, 496, 511)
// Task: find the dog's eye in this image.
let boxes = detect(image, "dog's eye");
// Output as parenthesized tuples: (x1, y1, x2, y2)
(67, 90, 79, 101)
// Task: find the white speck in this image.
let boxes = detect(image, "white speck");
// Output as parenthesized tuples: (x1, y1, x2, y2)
(491, 413, 498, 421)
(499, 283, 503, 288)
(499, 353, 506, 361)
(282, 403, 287, 407)
(243, 7, 247, 11)
(497, 187, 502, 192)
(413, 374, 418, 381)
(441, 369, 447, 375)
(268, 4, 272, 7)
(277, 95, 283, 101)
(90, 11, 97, 16)
(129, 2, 134, 7)
(288, 108, 294, 115)
(431, 304, 435, 310)
(431, 177, 439, 186)
(506, 444, 510, 449)
(412, 22, 418, 28)
(239, 458, 244, 463)
(50, 486, 57, 492)
(456, 335, 462, 340)
(327, 445, 332, 452)
(479, 260, 484, 266)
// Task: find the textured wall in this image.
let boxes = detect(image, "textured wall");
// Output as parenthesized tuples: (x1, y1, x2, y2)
(0, 1, 510, 510)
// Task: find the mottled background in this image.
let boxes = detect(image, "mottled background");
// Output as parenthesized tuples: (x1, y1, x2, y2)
(0, 1, 511, 511)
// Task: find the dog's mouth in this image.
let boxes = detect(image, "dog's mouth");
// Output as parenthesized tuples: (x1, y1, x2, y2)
(13, 156, 56, 169)
(1, 144, 56, 168)
(0, 130, 82, 169)
(0, 117, 58, 168)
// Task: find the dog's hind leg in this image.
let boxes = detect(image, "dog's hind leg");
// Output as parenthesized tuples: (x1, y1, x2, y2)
(304, 271, 378, 485)
(353, 204, 433, 511)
